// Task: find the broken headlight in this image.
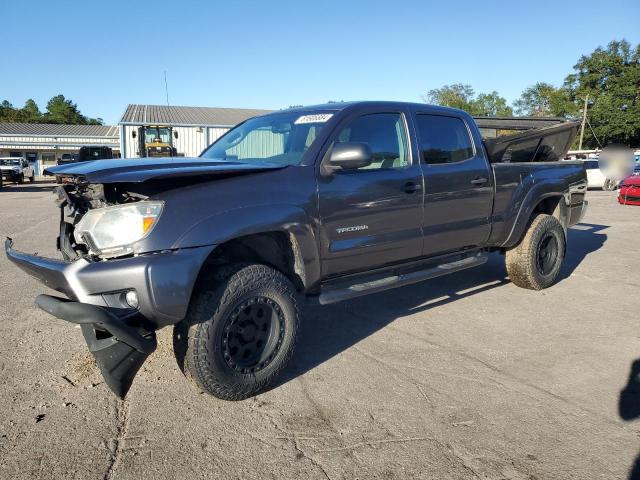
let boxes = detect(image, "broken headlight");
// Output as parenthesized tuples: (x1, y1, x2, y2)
(74, 201, 163, 258)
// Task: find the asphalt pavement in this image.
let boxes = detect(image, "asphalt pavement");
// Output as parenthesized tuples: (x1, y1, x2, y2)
(0, 181, 639, 479)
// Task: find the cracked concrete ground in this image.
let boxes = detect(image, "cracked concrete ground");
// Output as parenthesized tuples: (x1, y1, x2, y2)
(0, 182, 639, 479)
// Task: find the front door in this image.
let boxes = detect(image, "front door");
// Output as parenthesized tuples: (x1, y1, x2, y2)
(318, 111, 424, 277)
(414, 112, 493, 257)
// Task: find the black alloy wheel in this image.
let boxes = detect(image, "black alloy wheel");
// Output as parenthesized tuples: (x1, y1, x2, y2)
(536, 233, 559, 276)
(222, 297, 285, 373)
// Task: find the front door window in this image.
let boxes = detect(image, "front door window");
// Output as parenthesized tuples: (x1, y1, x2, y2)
(334, 113, 410, 170)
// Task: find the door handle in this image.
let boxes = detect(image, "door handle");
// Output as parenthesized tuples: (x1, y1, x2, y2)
(404, 182, 422, 193)
(470, 177, 488, 186)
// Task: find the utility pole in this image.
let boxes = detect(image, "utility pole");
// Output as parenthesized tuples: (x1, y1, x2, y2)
(164, 71, 170, 106)
(578, 93, 589, 150)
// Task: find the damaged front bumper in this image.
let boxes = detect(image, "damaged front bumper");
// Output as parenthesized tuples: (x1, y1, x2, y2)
(5, 238, 215, 397)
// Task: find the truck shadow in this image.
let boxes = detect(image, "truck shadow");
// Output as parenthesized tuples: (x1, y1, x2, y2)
(0, 181, 56, 193)
(559, 223, 608, 281)
(619, 359, 640, 480)
(276, 222, 609, 389)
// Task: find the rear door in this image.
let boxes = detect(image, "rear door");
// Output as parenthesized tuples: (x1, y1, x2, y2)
(318, 109, 424, 277)
(414, 112, 493, 257)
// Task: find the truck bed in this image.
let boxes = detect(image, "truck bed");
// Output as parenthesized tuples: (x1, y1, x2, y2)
(483, 121, 580, 163)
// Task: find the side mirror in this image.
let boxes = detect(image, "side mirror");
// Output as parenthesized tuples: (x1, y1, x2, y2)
(173, 131, 178, 139)
(328, 142, 372, 171)
(132, 131, 137, 138)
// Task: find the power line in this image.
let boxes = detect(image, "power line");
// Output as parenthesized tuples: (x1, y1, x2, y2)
(585, 116, 603, 148)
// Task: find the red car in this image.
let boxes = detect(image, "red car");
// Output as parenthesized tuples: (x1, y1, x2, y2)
(619, 174, 640, 205)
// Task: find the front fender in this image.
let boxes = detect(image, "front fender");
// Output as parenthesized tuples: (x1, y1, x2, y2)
(174, 204, 321, 290)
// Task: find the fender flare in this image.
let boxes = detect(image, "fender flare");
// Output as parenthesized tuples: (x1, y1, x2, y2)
(501, 184, 567, 248)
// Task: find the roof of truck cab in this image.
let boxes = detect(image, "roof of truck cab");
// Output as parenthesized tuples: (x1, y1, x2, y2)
(280, 101, 470, 115)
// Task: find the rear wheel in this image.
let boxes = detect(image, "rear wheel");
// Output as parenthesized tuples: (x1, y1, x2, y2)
(29, 173, 35, 183)
(17, 174, 24, 184)
(505, 214, 565, 290)
(174, 263, 300, 400)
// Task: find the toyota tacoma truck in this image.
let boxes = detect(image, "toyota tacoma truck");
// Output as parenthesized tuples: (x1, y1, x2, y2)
(5, 102, 587, 399)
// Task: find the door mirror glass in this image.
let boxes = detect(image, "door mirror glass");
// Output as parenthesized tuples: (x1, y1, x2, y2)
(329, 142, 372, 170)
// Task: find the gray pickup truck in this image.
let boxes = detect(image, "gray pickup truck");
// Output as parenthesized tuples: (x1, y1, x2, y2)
(5, 101, 587, 400)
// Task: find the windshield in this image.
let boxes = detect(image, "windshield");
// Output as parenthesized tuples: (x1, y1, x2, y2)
(201, 111, 335, 166)
(0, 159, 20, 166)
(144, 127, 171, 144)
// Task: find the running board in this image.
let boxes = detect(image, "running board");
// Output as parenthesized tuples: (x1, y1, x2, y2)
(318, 254, 488, 305)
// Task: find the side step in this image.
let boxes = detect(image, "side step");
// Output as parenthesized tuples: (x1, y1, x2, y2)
(318, 253, 488, 305)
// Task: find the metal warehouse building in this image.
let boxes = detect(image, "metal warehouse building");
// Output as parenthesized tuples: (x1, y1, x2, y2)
(0, 123, 120, 175)
(118, 105, 271, 158)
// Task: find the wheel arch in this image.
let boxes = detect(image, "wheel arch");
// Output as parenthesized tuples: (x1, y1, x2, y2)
(197, 231, 314, 293)
(502, 191, 567, 249)
(174, 204, 321, 293)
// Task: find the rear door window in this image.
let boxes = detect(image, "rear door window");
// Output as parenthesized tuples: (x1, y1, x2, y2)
(415, 114, 474, 164)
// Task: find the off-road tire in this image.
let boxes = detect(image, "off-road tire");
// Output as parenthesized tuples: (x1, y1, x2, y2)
(505, 214, 565, 290)
(174, 263, 300, 401)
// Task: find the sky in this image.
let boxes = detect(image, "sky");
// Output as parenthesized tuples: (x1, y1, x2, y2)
(1, 0, 639, 125)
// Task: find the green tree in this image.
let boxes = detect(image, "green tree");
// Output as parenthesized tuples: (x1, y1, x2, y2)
(564, 40, 640, 147)
(470, 91, 513, 116)
(424, 85, 512, 116)
(513, 82, 575, 117)
(0, 100, 22, 122)
(0, 96, 102, 125)
(424, 84, 475, 112)
(21, 99, 42, 123)
(44, 95, 86, 124)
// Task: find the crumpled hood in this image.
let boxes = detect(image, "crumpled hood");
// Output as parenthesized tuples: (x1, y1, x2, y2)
(44, 157, 286, 183)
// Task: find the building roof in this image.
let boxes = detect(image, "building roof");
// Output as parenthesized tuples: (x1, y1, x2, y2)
(0, 123, 119, 137)
(119, 104, 273, 127)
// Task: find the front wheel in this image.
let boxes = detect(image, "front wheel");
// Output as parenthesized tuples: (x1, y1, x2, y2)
(174, 264, 300, 400)
(505, 214, 565, 290)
